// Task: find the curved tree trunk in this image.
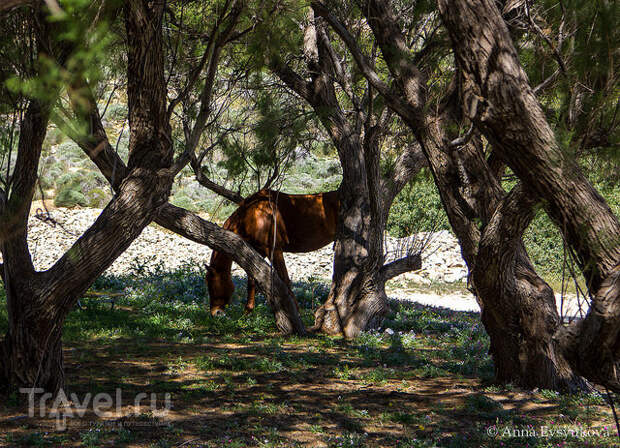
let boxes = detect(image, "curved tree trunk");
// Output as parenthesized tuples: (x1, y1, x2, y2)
(0, 1, 177, 394)
(437, 0, 620, 391)
(315, 0, 588, 390)
(472, 185, 587, 391)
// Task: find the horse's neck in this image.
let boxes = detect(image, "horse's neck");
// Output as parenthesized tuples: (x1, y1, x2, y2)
(210, 251, 233, 273)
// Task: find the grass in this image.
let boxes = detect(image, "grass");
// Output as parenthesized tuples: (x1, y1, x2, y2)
(0, 268, 618, 447)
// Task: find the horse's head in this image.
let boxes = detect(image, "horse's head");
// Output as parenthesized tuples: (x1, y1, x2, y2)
(205, 265, 235, 316)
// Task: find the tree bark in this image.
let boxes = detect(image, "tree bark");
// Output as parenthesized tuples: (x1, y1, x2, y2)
(0, 99, 61, 392)
(437, 0, 620, 392)
(473, 184, 587, 390)
(316, 0, 588, 390)
(0, 0, 177, 394)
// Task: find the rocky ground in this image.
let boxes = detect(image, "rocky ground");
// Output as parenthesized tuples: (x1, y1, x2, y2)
(1, 207, 585, 318)
(4, 207, 468, 281)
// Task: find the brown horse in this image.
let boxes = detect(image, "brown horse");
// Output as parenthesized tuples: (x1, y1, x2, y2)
(206, 189, 339, 316)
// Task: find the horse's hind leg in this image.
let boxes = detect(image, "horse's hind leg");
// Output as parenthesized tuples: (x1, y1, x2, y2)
(246, 277, 256, 313)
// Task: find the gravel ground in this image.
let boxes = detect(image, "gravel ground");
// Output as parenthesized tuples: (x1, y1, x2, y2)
(2, 208, 468, 282)
(1, 207, 585, 318)
(388, 290, 585, 321)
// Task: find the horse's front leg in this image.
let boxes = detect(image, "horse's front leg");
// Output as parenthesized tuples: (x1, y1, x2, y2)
(246, 277, 256, 313)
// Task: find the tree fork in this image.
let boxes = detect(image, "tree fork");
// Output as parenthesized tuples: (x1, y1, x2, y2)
(437, 0, 620, 391)
(316, 0, 590, 390)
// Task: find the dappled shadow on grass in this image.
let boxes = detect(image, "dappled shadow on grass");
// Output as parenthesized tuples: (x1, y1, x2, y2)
(2, 336, 614, 447)
(0, 270, 617, 447)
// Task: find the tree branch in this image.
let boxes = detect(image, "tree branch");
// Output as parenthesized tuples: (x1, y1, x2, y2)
(311, 1, 416, 124)
(533, 68, 560, 94)
(269, 59, 314, 104)
(0, 0, 32, 14)
(525, 2, 567, 76)
(0, 99, 50, 277)
(66, 77, 302, 335)
(170, 0, 244, 175)
(383, 143, 427, 203)
(191, 153, 244, 204)
(154, 204, 305, 335)
(380, 253, 422, 281)
(447, 123, 475, 149)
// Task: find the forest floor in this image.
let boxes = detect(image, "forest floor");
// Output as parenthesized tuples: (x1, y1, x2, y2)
(0, 271, 617, 448)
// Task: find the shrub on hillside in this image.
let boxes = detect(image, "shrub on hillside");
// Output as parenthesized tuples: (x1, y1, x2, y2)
(55, 141, 85, 164)
(387, 170, 450, 238)
(86, 188, 111, 208)
(285, 157, 342, 193)
(54, 171, 110, 208)
(55, 186, 88, 207)
(106, 103, 128, 121)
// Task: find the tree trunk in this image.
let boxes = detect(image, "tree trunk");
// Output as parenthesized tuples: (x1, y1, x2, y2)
(472, 185, 587, 391)
(1, 289, 65, 394)
(0, 0, 176, 394)
(316, 0, 588, 389)
(312, 181, 390, 337)
(437, 0, 620, 392)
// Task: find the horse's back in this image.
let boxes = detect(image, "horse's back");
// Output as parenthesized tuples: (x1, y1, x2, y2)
(225, 189, 339, 253)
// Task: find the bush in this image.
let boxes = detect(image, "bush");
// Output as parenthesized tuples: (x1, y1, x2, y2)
(55, 140, 84, 164)
(285, 156, 342, 193)
(86, 187, 111, 208)
(387, 169, 449, 237)
(53, 171, 109, 208)
(170, 193, 196, 211)
(523, 160, 620, 277)
(55, 186, 88, 207)
(105, 102, 128, 121)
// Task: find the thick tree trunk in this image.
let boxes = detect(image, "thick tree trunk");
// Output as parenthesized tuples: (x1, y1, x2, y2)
(1, 290, 64, 394)
(437, 0, 620, 293)
(272, 17, 427, 337)
(312, 181, 389, 337)
(317, 0, 588, 389)
(0, 0, 176, 394)
(472, 185, 587, 391)
(437, 0, 620, 392)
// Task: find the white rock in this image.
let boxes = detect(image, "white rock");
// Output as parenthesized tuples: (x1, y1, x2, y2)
(0, 208, 479, 291)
